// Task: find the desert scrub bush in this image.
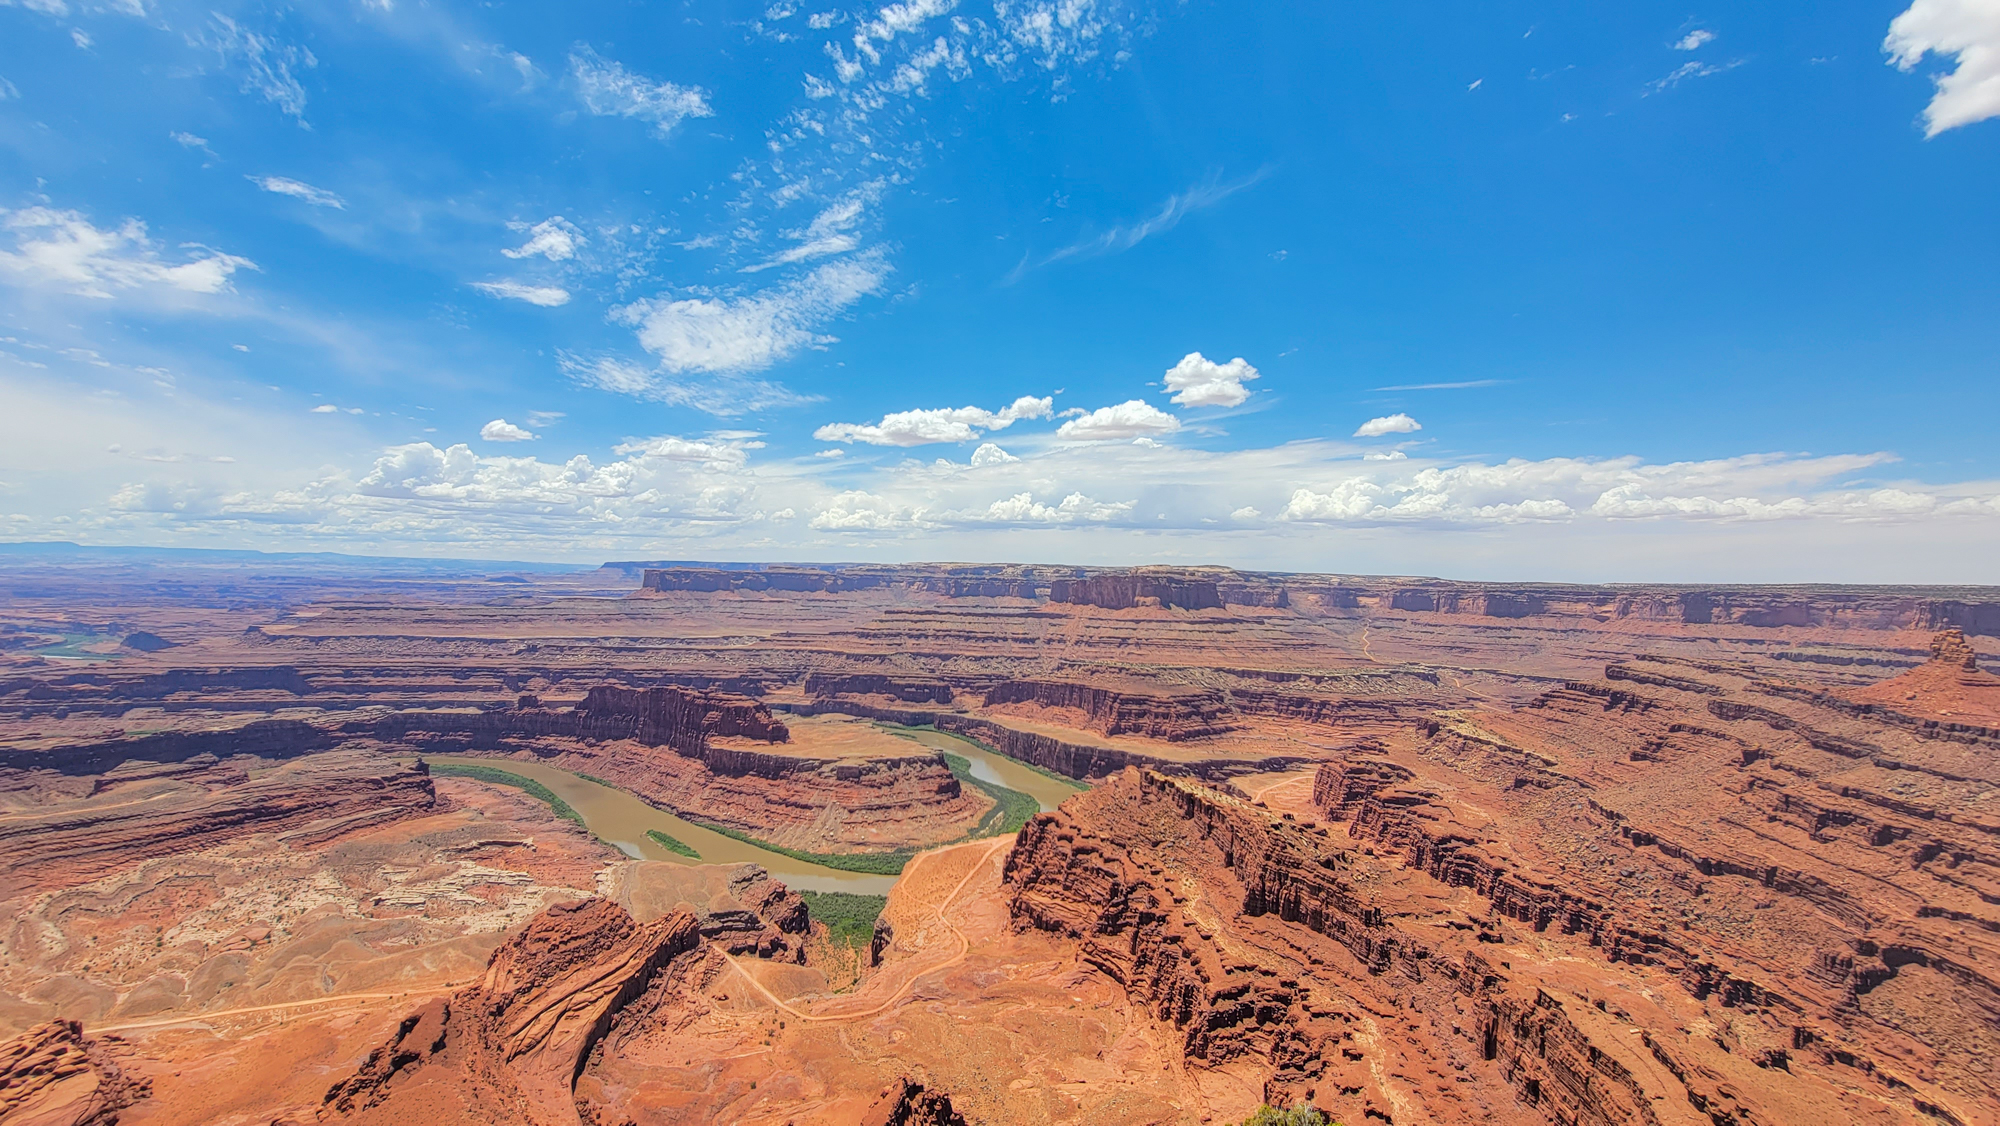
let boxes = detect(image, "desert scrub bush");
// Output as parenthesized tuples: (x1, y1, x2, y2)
(1238, 1106, 1333, 1126)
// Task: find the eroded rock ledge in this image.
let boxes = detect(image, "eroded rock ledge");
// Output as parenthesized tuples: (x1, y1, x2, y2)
(324, 899, 703, 1126)
(1005, 766, 1962, 1126)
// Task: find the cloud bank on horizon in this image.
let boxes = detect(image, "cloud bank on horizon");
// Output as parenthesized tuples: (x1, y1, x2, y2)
(0, 0, 1996, 582)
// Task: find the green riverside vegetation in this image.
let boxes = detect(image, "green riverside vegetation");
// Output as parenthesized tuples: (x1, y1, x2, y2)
(1238, 1106, 1334, 1126)
(644, 829, 701, 859)
(427, 762, 586, 830)
(797, 890, 888, 950)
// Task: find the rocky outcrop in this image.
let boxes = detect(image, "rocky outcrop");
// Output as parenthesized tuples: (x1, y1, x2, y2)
(805, 673, 956, 704)
(0, 1020, 149, 1126)
(324, 899, 703, 1126)
(1929, 627, 1984, 671)
(1309, 754, 1411, 821)
(1048, 573, 1223, 611)
(573, 683, 790, 749)
(1002, 766, 1945, 1125)
(983, 679, 1239, 741)
(0, 751, 438, 896)
(614, 862, 810, 963)
(859, 1078, 969, 1126)
(368, 685, 799, 777)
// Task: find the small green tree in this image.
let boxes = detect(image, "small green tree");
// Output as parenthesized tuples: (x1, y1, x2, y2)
(1239, 1105, 1332, 1126)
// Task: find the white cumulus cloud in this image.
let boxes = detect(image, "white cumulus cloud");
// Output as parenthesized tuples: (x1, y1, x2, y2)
(570, 46, 713, 137)
(0, 207, 254, 298)
(1354, 413, 1421, 437)
(814, 395, 1052, 446)
(502, 217, 583, 261)
(1162, 351, 1259, 408)
(471, 280, 571, 307)
(1055, 400, 1182, 442)
(958, 490, 1133, 524)
(251, 176, 346, 209)
(970, 442, 1018, 466)
(480, 419, 536, 442)
(1885, 0, 2000, 135)
(1675, 29, 1716, 50)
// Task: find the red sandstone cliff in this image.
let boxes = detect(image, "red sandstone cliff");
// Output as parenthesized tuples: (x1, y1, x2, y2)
(982, 679, 1240, 741)
(324, 899, 703, 1126)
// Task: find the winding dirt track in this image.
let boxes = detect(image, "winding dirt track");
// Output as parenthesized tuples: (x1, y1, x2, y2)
(719, 836, 1012, 1023)
(94, 983, 465, 1034)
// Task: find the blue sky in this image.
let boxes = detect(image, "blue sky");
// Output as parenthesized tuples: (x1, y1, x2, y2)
(1, 0, 1996, 580)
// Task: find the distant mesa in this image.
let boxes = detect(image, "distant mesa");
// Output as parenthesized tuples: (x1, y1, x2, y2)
(1048, 573, 1222, 611)
(626, 563, 2000, 633)
(119, 631, 175, 652)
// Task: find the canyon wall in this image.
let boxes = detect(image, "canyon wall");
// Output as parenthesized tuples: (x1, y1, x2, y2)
(982, 679, 1239, 741)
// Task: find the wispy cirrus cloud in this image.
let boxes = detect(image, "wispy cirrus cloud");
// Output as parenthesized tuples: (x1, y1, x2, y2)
(1008, 170, 1268, 281)
(203, 13, 316, 124)
(570, 45, 713, 137)
(471, 279, 571, 306)
(251, 176, 345, 209)
(1644, 57, 1745, 94)
(560, 354, 819, 416)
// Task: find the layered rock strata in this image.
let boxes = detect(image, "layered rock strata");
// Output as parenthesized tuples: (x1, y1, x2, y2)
(982, 678, 1240, 741)
(0, 1019, 149, 1126)
(323, 899, 703, 1125)
(1048, 573, 1224, 611)
(1008, 765, 1978, 1125)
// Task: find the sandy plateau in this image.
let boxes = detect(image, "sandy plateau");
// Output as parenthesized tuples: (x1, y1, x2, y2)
(1, 556, 1997, 1125)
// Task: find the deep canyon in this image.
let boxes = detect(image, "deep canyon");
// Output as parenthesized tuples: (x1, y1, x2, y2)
(0, 552, 1995, 1125)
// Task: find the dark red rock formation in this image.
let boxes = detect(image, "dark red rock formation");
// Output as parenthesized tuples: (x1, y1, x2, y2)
(0, 1019, 149, 1126)
(983, 679, 1239, 741)
(1048, 573, 1223, 611)
(804, 672, 955, 704)
(574, 683, 790, 749)
(859, 1078, 969, 1126)
(1309, 754, 1412, 821)
(324, 899, 703, 1126)
(370, 685, 806, 779)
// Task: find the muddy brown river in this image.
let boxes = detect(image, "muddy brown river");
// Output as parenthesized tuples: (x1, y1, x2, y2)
(425, 727, 1082, 896)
